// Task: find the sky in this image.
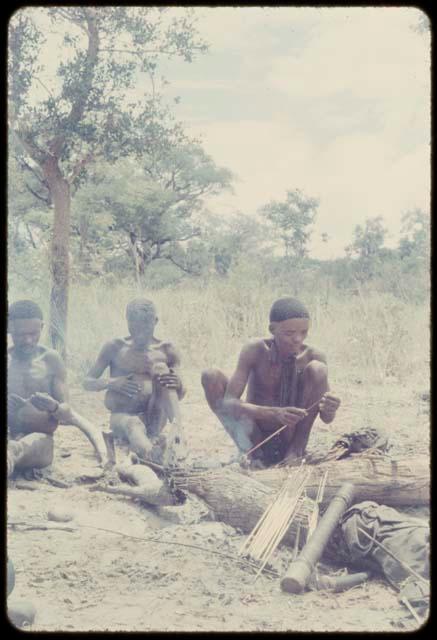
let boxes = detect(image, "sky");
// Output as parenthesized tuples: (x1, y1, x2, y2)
(14, 6, 431, 260)
(157, 7, 430, 259)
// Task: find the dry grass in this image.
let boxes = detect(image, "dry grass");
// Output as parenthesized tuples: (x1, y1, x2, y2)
(8, 277, 429, 395)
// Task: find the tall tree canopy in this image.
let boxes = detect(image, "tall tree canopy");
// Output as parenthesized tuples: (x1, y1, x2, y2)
(8, 6, 207, 359)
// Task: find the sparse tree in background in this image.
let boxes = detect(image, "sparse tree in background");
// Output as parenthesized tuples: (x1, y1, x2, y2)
(71, 141, 233, 282)
(8, 6, 207, 359)
(259, 188, 319, 260)
(345, 216, 388, 282)
(398, 209, 430, 262)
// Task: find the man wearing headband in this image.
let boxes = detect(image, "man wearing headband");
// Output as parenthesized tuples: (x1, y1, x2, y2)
(202, 296, 340, 467)
(83, 298, 185, 463)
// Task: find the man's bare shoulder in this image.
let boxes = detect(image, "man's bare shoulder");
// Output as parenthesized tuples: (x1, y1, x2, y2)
(102, 338, 126, 353)
(239, 339, 267, 358)
(40, 345, 62, 363)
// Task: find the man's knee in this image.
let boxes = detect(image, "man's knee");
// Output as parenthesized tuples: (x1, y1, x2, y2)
(125, 415, 147, 434)
(201, 368, 227, 390)
(304, 360, 328, 383)
(152, 362, 170, 378)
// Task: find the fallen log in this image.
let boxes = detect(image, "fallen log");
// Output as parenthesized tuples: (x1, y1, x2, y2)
(250, 454, 429, 508)
(173, 454, 428, 549)
(174, 468, 314, 547)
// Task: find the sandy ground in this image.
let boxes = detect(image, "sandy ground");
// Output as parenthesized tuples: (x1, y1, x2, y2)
(7, 369, 430, 632)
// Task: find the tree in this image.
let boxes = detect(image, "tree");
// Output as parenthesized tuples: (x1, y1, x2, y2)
(345, 216, 388, 282)
(398, 209, 430, 262)
(8, 6, 207, 359)
(70, 140, 233, 282)
(259, 189, 319, 260)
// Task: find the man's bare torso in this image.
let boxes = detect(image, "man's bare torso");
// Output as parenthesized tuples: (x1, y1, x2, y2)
(8, 346, 58, 434)
(246, 338, 319, 408)
(104, 337, 173, 414)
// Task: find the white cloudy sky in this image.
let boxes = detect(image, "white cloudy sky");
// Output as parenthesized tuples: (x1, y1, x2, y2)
(17, 6, 430, 260)
(158, 6, 430, 259)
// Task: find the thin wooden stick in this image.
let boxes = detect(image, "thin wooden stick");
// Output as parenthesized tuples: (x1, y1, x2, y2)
(245, 396, 325, 458)
(357, 527, 428, 586)
(400, 597, 423, 625)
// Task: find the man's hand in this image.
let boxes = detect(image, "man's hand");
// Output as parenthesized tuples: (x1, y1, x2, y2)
(29, 392, 59, 413)
(7, 394, 26, 415)
(274, 406, 308, 427)
(156, 368, 182, 391)
(107, 375, 141, 398)
(319, 393, 341, 423)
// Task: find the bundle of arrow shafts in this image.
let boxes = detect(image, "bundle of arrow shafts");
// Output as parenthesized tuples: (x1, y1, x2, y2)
(238, 466, 314, 579)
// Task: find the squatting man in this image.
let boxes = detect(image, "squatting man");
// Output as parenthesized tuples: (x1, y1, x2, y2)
(201, 297, 341, 467)
(84, 298, 186, 465)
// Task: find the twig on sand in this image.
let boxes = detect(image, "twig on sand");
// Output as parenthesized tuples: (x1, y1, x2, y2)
(7, 519, 278, 578)
(400, 597, 423, 626)
(8, 521, 77, 533)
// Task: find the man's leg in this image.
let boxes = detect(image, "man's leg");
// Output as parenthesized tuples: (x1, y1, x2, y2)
(282, 360, 329, 459)
(110, 413, 153, 460)
(201, 368, 263, 454)
(146, 363, 180, 440)
(7, 433, 54, 477)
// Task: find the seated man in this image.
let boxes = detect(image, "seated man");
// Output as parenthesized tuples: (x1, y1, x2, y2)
(7, 300, 74, 477)
(201, 297, 341, 467)
(83, 298, 185, 463)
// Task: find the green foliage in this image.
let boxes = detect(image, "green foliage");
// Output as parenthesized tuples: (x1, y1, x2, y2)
(9, 7, 208, 176)
(69, 140, 233, 281)
(259, 188, 319, 259)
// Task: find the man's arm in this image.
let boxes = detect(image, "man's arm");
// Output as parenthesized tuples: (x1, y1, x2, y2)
(222, 343, 306, 427)
(27, 352, 73, 425)
(82, 341, 116, 391)
(308, 348, 340, 423)
(82, 341, 141, 397)
(159, 343, 186, 400)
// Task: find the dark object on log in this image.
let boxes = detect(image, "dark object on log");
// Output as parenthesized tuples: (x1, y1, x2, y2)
(312, 571, 371, 592)
(250, 454, 429, 507)
(281, 483, 355, 594)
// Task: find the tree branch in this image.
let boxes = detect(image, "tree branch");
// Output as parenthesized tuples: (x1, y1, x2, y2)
(24, 181, 51, 205)
(162, 255, 201, 276)
(66, 151, 94, 185)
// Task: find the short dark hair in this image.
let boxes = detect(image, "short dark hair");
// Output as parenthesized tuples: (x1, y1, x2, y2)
(269, 297, 310, 322)
(8, 300, 43, 323)
(126, 298, 156, 321)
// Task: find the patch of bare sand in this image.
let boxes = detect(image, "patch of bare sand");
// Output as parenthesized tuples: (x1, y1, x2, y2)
(7, 370, 429, 632)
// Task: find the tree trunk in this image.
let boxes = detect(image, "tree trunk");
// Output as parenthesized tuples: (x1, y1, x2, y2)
(175, 454, 429, 543)
(43, 156, 71, 361)
(250, 454, 429, 508)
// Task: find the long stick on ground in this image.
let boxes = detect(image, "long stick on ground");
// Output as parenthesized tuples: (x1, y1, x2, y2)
(7, 521, 279, 578)
(357, 527, 428, 586)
